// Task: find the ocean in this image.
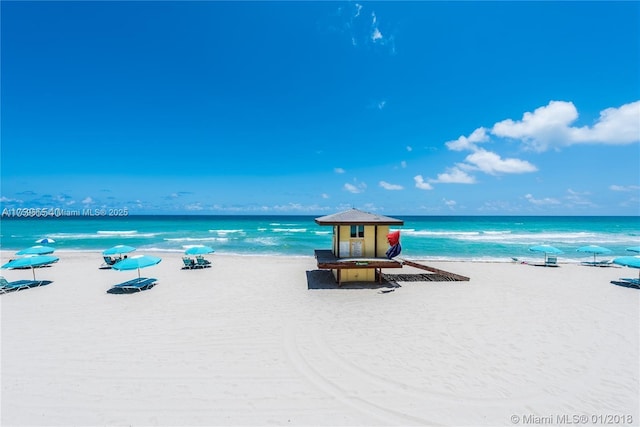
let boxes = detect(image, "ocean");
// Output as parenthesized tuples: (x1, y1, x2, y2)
(1, 215, 639, 262)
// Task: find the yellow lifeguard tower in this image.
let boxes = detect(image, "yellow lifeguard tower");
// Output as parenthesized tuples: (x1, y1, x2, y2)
(314, 208, 404, 285)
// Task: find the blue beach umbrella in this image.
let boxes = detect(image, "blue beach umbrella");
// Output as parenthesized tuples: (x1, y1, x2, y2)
(103, 245, 137, 256)
(184, 245, 215, 255)
(529, 245, 563, 263)
(2, 255, 59, 280)
(576, 245, 612, 263)
(35, 238, 55, 244)
(113, 255, 161, 278)
(613, 256, 640, 281)
(16, 245, 55, 255)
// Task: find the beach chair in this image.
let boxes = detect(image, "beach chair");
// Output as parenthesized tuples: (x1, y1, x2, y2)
(100, 256, 120, 269)
(611, 278, 640, 289)
(182, 257, 196, 269)
(0, 276, 47, 294)
(545, 256, 559, 267)
(107, 277, 157, 293)
(196, 256, 211, 268)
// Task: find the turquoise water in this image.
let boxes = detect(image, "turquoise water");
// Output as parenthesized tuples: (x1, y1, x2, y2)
(1, 215, 639, 262)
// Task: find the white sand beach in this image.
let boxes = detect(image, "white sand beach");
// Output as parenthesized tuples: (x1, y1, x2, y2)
(1, 251, 638, 426)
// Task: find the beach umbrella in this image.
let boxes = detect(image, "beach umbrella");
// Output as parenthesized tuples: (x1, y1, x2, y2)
(16, 245, 55, 255)
(626, 246, 640, 254)
(35, 238, 55, 244)
(184, 245, 215, 255)
(103, 245, 137, 256)
(2, 255, 59, 280)
(112, 255, 161, 278)
(529, 245, 563, 263)
(576, 245, 612, 263)
(613, 256, 640, 281)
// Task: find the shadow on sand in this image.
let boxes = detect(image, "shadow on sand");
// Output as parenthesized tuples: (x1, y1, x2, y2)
(305, 270, 400, 290)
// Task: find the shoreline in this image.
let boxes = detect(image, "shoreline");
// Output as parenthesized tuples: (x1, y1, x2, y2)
(1, 248, 631, 265)
(2, 251, 638, 426)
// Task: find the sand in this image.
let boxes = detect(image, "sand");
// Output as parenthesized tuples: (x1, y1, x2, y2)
(1, 251, 638, 426)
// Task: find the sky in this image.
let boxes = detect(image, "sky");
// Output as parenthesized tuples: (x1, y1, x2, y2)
(1, 1, 639, 216)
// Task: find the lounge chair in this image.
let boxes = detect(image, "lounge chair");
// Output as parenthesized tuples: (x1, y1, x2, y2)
(611, 278, 640, 289)
(107, 277, 157, 293)
(581, 259, 613, 267)
(0, 276, 49, 294)
(100, 256, 120, 269)
(545, 256, 559, 267)
(196, 256, 211, 268)
(182, 256, 196, 269)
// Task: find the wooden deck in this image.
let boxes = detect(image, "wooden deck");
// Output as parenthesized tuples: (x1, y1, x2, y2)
(313, 250, 470, 286)
(314, 249, 402, 286)
(314, 250, 403, 269)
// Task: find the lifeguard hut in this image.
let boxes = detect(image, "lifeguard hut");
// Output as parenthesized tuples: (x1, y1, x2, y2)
(314, 208, 404, 285)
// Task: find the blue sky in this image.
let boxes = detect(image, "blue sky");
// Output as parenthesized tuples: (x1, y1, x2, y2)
(1, 1, 639, 215)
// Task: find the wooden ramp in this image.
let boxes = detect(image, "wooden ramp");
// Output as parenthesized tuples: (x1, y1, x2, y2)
(383, 259, 470, 282)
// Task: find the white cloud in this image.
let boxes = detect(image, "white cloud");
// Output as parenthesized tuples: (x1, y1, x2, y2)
(443, 198, 457, 209)
(379, 181, 403, 190)
(371, 27, 383, 42)
(333, 3, 395, 54)
(334, 167, 346, 174)
(492, 100, 640, 151)
(354, 3, 362, 18)
(610, 184, 640, 192)
(429, 167, 476, 184)
(400, 161, 407, 168)
(82, 197, 93, 204)
(414, 175, 433, 190)
(565, 189, 595, 207)
(525, 194, 561, 205)
(344, 182, 367, 193)
(464, 149, 537, 175)
(185, 203, 204, 211)
(0, 196, 23, 203)
(445, 127, 489, 151)
(321, 193, 330, 199)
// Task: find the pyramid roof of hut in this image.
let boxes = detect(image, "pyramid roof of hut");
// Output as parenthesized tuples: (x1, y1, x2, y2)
(315, 208, 404, 226)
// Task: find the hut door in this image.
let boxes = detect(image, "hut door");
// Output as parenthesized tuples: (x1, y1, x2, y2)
(350, 240, 363, 257)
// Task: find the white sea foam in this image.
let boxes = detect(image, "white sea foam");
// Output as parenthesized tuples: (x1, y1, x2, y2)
(48, 231, 158, 239)
(272, 228, 307, 233)
(164, 237, 228, 243)
(245, 237, 279, 246)
(209, 229, 245, 235)
(97, 230, 137, 235)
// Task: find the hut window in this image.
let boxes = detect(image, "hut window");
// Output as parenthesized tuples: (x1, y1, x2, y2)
(350, 225, 364, 238)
